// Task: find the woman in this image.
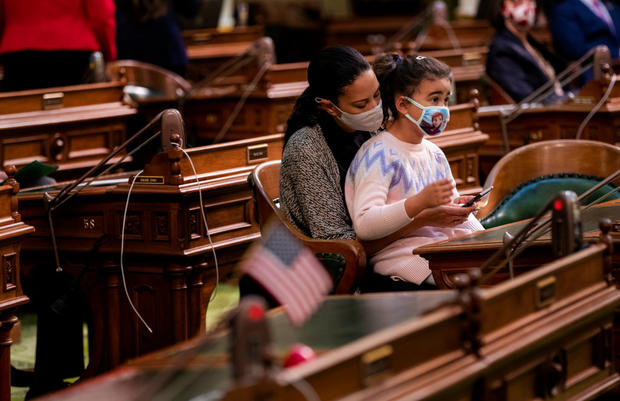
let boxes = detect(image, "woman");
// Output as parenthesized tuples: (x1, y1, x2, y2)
(345, 54, 482, 289)
(279, 45, 383, 241)
(485, 0, 567, 104)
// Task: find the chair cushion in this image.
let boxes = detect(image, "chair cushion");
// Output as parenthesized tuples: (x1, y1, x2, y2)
(480, 174, 620, 229)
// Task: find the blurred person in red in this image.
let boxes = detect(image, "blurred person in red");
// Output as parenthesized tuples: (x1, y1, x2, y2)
(0, 0, 117, 91)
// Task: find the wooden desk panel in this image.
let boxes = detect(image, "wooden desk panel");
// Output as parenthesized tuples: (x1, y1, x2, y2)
(0, 172, 34, 401)
(17, 134, 283, 378)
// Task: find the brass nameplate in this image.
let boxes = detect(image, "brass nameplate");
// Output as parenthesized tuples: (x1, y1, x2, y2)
(361, 344, 393, 387)
(247, 144, 268, 163)
(42, 92, 64, 110)
(536, 276, 556, 308)
(462, 52, 482, 65)
(135, 176, 165, 185)
(191, 32, 213, 44)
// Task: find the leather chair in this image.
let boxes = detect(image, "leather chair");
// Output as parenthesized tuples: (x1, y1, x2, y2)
(477, 139, 620, 228)
(249, 160, 366, 294)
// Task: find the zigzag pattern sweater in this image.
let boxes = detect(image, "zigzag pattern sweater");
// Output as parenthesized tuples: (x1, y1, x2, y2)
(345, 131, 483, 284)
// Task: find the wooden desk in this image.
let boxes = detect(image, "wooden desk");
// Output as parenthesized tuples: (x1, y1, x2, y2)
(0, 83, 136, 181)
(476, 101, 620, 180)
(17, 133, 283, 378)
(0, 169, 35, 401)
(324, 17, 494, 53)
(183, 26, 265, 82)
(416, 201, 620, 289)
(39, 240, 620, 400)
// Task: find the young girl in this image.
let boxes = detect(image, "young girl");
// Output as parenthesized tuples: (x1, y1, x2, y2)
(345, 54, 483, 288)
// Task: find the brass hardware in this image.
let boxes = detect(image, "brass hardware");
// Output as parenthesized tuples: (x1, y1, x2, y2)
(462, 52, 481, 66)
(42, 92, 64, 110)
(205, 113, 218, 124)
(536, 276, 556, 308)
(247, 144, 268, 163)
(191, 32, 213, 44)
(83, 217, 96, 230)
(528, 130, 543, 141)
(361, 344, 393, 387)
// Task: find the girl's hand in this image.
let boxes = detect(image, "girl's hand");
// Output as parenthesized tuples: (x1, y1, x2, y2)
(416, 204, 476, 228)
(418, 178, 454, 208)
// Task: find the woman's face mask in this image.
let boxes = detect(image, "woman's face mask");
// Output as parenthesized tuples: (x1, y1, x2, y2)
(403, 97, 450, 136)
(317, 97, 384, 133)
(502, 0, 536, 31)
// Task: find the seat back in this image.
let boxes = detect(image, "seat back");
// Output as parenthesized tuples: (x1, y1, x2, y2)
(250, 160, 366, 293)
(478, 139, 620, 227)
(481, 73, 516, 105)
(106, 60, 192, 100)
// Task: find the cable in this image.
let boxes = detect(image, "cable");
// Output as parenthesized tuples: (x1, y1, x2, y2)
(172, 142, 220, 299)
(120, 169, 153, 333)
(576, 73, 617, 139)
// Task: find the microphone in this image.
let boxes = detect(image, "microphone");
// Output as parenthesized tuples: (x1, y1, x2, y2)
(479, 190, 583, 284)
(45, 108, 185, 272)
(551, 191, 583, 258)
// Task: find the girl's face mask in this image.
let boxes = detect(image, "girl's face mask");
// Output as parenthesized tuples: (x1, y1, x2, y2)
(317, 97, 384, 133)
(502, 0, 536, 31)
(403, 97, 450, 136)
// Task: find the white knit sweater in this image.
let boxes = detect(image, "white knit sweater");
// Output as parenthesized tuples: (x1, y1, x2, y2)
(345, 131, 483, 284)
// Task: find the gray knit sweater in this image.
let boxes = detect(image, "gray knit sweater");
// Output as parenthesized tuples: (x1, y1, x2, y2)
(280, 125, 356, 240)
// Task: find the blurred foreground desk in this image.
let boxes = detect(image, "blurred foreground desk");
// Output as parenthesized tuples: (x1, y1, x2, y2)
(38, 239, 620, 400)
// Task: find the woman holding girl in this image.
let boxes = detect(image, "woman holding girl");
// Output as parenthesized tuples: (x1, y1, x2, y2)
(345, 54, 483, 289)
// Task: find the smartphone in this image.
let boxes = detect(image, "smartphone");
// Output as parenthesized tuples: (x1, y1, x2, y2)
(462, 186, 493, 207)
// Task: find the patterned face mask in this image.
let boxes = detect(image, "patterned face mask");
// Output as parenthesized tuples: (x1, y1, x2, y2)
(403, 97, 450, 136)
(502, 0, 536, 30)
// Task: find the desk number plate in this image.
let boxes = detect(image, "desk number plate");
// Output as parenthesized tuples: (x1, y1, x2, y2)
(247, 144, 268, 163)
(361, 344, 393, 387)
(134, 176, 165, 185)
(536, 276, 556, 308)
(42, 92, 64, 110)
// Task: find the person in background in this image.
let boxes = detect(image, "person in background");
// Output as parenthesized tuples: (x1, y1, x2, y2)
(0, 0, 116, 91)
(345, 54, 482, 291)
(486, 0, 567, 103)
(550, 0, 620, 65)
(115, 0, 200, 77)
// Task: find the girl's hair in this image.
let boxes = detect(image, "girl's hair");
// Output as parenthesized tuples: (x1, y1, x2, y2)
(374, 53, 451, 122)
(284, 46, 371, 144)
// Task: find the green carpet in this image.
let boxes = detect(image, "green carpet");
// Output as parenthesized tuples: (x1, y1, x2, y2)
(10, 283, 239, 401)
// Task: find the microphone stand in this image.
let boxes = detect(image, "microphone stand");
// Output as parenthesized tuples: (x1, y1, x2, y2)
(45, 109, 185, 272)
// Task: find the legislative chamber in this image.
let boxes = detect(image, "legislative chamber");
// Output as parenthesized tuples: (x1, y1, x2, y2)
(2, 1, 620, 400)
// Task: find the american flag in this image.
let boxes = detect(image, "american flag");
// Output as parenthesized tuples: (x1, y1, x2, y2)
(240, 222, 332, 326)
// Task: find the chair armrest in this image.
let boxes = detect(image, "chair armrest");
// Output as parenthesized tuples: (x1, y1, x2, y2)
(301, 237, 367, 294)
